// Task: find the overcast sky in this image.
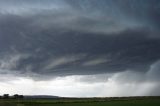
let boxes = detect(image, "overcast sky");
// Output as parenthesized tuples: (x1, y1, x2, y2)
(0, 0, 160, 97)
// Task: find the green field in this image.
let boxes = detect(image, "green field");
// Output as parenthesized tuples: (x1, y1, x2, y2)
(0, 97, 160, 106)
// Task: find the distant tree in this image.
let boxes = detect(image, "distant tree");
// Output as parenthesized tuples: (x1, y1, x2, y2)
(3, 94, 9, 99)
(13, 94, 19, 99)
(13, 94, 24, 99)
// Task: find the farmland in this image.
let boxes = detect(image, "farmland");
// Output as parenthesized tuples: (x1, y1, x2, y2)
(0, 96, 160, 106)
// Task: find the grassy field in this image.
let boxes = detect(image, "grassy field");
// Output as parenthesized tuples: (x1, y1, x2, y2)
(0, 97, 160, 106)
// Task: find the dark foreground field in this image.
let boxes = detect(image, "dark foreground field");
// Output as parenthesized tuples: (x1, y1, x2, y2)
(0, 96, 160, 106)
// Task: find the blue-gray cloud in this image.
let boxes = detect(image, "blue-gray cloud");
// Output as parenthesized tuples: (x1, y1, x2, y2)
(0, 0, 160, 79)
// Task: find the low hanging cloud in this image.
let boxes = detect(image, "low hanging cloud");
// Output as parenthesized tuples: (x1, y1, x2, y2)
(0, 28, 159, 78)
(0, 0, 159, 78)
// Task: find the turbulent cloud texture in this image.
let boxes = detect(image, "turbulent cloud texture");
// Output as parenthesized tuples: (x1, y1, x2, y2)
(0, 0, 160, 96)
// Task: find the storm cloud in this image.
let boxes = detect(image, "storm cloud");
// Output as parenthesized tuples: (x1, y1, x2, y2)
(0, 0, 160, 96)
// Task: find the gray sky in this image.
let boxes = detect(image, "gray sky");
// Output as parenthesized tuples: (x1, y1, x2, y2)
(0, 0, 160, 97)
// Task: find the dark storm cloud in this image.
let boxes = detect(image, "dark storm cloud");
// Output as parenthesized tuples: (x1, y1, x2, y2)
(0, 0, 160, 78)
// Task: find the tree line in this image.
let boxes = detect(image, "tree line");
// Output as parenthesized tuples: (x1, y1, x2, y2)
(0, 94, 24, 99)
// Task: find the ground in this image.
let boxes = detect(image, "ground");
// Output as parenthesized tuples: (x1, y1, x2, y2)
(0, 97, 160, 106)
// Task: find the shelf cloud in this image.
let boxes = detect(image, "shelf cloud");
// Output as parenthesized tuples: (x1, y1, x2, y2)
(0, 0, 160, 97)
